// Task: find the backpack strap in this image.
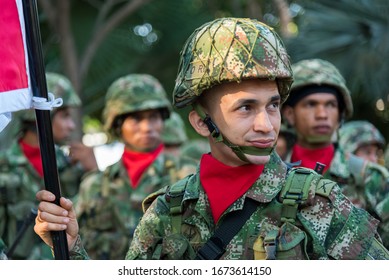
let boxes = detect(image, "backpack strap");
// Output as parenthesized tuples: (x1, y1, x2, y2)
(279, 167, 320, 223)
(165, 178, 189, 234)
(280, 166, 337, 224)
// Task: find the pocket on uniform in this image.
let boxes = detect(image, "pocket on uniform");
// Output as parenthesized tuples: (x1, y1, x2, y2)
(253, 222, 308, 260)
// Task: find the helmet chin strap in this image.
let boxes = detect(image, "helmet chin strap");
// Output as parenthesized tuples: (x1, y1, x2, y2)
(193, 103, 273, 163)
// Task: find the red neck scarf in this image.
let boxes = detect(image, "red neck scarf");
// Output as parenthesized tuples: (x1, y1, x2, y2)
(200, 154, 264, 224)
(122, 144, 164, 188)
(20, 140, 43, 177)
(291, 143, 334, 173)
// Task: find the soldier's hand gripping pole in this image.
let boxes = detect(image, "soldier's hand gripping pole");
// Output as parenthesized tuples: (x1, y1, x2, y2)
(22, 0, 69, 259)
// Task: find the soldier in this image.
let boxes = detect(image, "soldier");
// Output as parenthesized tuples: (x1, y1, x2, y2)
(275, 124, 296, 161)
(338, 120, 386, 165)
(162, 111, 188, 157)
(0, 72, 94, 259)
(282, 58, 389, 249)
(34, 18, 388, 260)
(73, 74, 197, 259)
(180, 139, 211, 163)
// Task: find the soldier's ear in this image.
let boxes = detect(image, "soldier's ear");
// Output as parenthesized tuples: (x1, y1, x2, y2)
(281, 105, 295, 126)
(188, 110, 210, 137)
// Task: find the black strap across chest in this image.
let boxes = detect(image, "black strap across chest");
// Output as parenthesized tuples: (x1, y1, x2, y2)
(195, 197, 259, 260)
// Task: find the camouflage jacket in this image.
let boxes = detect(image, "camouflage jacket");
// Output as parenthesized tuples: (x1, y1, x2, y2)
(0, 238, 7, 260)
(0, 141, 83, 259)
(124, 152, 388, 260)
(75, 151, 197, 259)
(326, 145, 389, 249)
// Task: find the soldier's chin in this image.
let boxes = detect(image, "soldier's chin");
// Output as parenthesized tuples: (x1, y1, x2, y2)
(245, 154, 270, 165)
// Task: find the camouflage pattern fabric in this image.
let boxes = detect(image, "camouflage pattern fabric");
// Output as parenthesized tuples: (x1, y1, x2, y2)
(0, 238, 7, 260)
(338, 120, 386, 155)
(173, 17, 293, 108)
(75, 151, 197, 259)
(180, 139, 211, 162)
(103, 74, 172, 138)
(46, 72, 82, 108)
(289, 58, 353, 119)
(385, 145, 389, 170)
(125, 152, 388, 260)
(0, 141, 83, 259)
(162, 112, 188, 146)
(326, 145, 389, 249)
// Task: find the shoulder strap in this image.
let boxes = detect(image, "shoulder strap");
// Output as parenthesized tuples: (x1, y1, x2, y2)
(195, 198, 259, 260)
(279, 167, 319, 223)
(165, 179, 188, 234)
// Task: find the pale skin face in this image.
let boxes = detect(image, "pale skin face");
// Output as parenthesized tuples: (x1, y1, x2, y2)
(120, 109, 164, 152)
(51, 107, 76, 144)
(189, 79, 281, 167)
(282, 93, 339, 149)
(355, 144, 381, 164)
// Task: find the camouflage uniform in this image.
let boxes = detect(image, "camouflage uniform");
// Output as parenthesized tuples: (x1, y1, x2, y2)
(127, 152, 387, 260)
(332, 120, 389, 249)
(123, 18, 388, 260)
(288, 59, 389, 249)
(0, 238, 7, 260)
(162, 111, 188, 147)
(66, 17, 388, 260)
(0, 72, 82, 259)
(180, 139, 211, 163)
(75, 74, 197, 259)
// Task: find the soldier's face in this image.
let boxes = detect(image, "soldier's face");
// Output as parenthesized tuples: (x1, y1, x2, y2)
(121, 109, 163, 152)
(283, 93, 339, 148)
(52, 107, 76, 144)
(355, 144, 381, 164)
(199, 79, 281, 166)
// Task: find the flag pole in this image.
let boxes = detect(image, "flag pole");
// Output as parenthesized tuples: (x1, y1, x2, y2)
(22, 0, 70, 260)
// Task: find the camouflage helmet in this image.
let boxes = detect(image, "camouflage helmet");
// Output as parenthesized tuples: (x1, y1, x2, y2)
(289, 58, 353, 119)
(339, 120, 386, 155)
(16, 72, 80, 122)
(46, 72, 81, 108)
(162, 112, 188, 146)
(103, 74, 172, 134)
(173, 17, 293, 108)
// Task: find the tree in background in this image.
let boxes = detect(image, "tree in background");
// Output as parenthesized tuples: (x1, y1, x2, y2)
(285, 0, 389, 141)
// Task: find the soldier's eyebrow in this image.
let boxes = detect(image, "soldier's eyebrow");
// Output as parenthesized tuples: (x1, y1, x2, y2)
(269, 95, 281, 103)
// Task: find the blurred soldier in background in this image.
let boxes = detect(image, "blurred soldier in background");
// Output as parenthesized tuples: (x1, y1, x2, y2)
(75, 74, 197, 259)
(161, 111, 188, 157)
(275, 123, 296, 161)
(0, 238, 7, 260)
(282, 59, 389, 248)
(0, 72, 95, 259)
(180, 138, 211, 163)
(338, 120, 386, 165)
